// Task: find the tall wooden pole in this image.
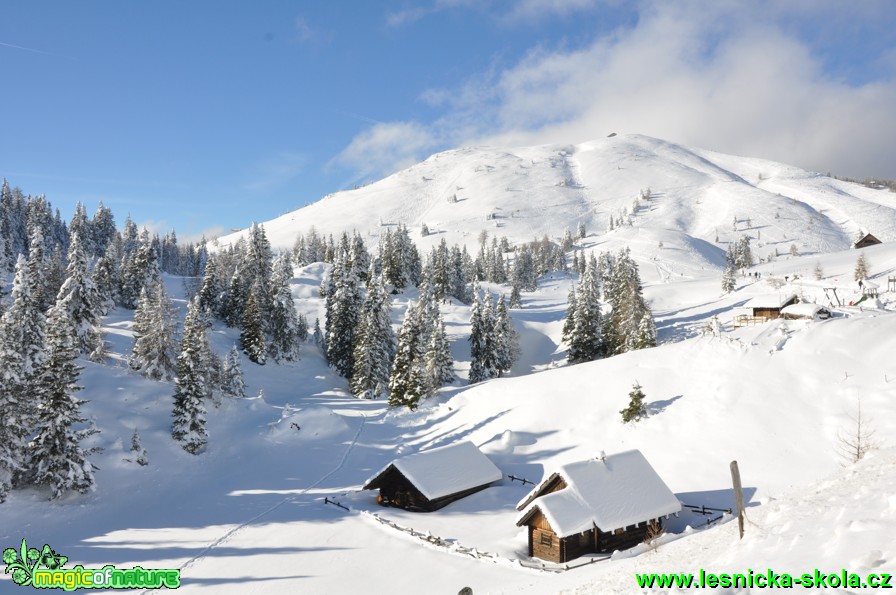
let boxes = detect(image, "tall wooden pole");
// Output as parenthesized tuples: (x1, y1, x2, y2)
(730, 460, 745, 539)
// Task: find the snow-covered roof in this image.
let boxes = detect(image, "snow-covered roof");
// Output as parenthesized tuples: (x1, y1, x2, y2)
(781, 303, 829, 317)
(364, 441, 502, 501)
(516, 450, 681, 537)
(743, 293, 798, 309)
(862, 279, 879, 289)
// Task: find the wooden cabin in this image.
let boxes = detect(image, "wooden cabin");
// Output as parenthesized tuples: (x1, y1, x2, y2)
(515, 450, 681, 563)
(363, 441, 502, 512)
(733, 293, 799, 327)
(854, 233, 882, 249)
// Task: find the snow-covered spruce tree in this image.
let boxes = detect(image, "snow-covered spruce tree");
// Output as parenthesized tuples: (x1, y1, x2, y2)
(492, 295, 519, 377)
(129, 279, 177, 380)
(119, 228, 161, 309)
(813, 261, 824, 281)
(566, 255, 603, 364)
(221, 264, 248, 327)
(511, 245, 537, 292)
(196, 255, 223, 318)
(633, 310, 658, 351)
(721, 245, 737, 294)
(604, 248, 656, 355)
(54, 232, 102, 356)
(171, 297, 209, 454)
(381, 224, 421, 291)
(240, 284, 267, 365)
(388, 302, 427, 409)
(91, 250, 118, 315)
(421, 293, 454, 392)
(509, 280, 523, 309)
(325, 249, 363, 379)
(26, 225, 52, 312)
(734, 236, 753, 269)
(245, 223, 274, 330)
(561, 285, 577, 345)
(3, 254, 46, 391)
(90, 201, 117, 257)
(620, 382, 648, 423)
(312, 317, 323, 347)
(27, 300, 99, 499)
(0, 294, 30, 501)
(351, 274, 396, 399)
(268, 253, 300, 362)
(468, 283, 496, 384)
(221, 345, 246, 398)
(129, 429, 149, 466)
(296, 313, 309, 342)
(854, 252, 869, 282)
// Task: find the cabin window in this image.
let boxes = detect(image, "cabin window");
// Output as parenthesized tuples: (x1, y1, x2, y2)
(540, 533, 553, 546)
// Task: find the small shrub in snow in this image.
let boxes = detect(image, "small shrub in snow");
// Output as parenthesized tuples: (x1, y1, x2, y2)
(620, 382, 648, 423)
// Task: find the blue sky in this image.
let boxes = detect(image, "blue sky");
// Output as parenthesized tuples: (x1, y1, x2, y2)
(1, 1, 894, 241)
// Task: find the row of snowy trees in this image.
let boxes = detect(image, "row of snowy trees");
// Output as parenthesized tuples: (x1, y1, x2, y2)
(195, 224, 307, 365)
(321, 239, 456, 410)
(722, 236, 754, 293)
(468, 283, 519, 383)
(292, 224, 569, 306)
(562, 248, 656, 364)
(0, 230, 103, 501)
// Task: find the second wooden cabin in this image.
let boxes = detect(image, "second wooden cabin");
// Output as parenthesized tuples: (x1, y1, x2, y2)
(515, 450, 681, 563)
(733, 293, 799, 327)
(363, 441, 503, 512)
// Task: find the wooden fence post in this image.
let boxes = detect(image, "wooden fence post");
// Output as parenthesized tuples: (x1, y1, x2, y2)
(730, 460, 745, 539)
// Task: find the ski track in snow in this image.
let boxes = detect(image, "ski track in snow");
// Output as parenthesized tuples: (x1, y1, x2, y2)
(139, 411, 368, 594)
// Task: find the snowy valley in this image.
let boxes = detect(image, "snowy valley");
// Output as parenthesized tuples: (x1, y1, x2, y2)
(2, 134, 896, 594)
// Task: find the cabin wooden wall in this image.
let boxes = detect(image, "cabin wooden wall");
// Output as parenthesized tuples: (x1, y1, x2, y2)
(374, 467, 432, 511)
(596, 519, 660, 552)
(526, 510, 563, 562)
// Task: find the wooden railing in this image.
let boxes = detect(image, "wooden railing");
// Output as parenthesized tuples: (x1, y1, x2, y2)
(733, 315, 768, 327)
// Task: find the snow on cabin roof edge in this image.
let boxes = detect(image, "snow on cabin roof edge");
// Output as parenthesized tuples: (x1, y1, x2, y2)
(363, 440, 503, 501)
(515, 449, 681, 537)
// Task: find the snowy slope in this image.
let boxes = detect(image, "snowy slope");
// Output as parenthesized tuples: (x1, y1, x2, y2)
(2, 135, 896, 594)
(218, 134, 896, 268)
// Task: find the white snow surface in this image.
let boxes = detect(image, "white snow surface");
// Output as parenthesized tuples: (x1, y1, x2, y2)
(517, 450, 682, 537)
(742, 293, 799, 308)
(364, 440, 503, 501)
(2, 134, 896, 593)
(781, 302, 829, 318)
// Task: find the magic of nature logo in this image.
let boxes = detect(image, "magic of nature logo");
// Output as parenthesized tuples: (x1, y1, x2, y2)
(3, 538, 181, 591)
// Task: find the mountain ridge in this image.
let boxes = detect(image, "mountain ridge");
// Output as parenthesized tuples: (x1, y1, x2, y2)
(218, 134, 896, 274)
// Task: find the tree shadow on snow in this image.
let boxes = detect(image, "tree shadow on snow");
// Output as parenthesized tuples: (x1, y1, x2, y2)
(646, 395, 683, 415)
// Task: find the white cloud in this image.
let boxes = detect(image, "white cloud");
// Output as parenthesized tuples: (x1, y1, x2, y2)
(464, 2, 896, 178)
(331, 122, 437, 183)
(339, 1, 896, 182)
(504, 0, 604, 21)
(294, 17, 314, 43)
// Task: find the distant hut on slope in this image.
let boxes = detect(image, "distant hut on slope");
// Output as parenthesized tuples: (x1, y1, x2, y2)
(516, 450, 681, 563)
(854, 233, 882, 249)
(733, 293, 799, 327)
(363, 441, 502, 512)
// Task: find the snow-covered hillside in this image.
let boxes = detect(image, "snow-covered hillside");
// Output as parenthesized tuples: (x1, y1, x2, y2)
(220, 134, 896, 267)
(2, 135, 895, 593)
